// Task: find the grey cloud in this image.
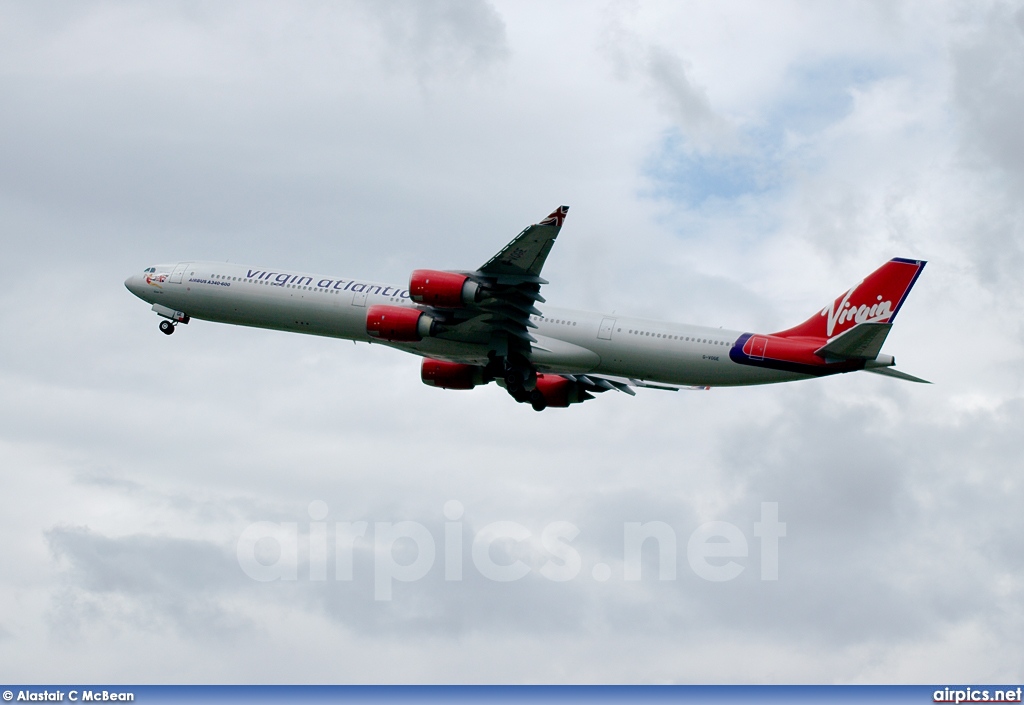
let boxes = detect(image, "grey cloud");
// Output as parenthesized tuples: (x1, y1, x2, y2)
(601, 13, 734, 152)
(309, 545, 594, 637)
(644, 46, 734, 150)
(0, 1, 513, 280)
(953, 3, 1024, 185)
(355, 0, 509, 80)
(708, 386, 1024, 650)
(74, 472, 146, 495)
(46, 526, 251, 638)
(948, 3, 1024, 292)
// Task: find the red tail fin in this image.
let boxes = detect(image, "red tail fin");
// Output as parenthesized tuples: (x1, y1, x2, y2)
(773, 258, 926, 340)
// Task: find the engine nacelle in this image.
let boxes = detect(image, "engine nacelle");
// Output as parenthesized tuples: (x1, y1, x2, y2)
(533, 374, 590, 408)
(421, 358, 486, 389)
(366, 305, 436, 342)
(409, 270, 481, 307)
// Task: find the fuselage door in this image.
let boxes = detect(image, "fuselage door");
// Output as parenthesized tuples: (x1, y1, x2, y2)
(351, 290, 368, 307)
(748, 336, 768, 360)
(169, 262, 190, 284)
(598, 317, 616, 340)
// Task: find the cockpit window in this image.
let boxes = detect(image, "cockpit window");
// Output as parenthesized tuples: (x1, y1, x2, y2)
(144, 267, 156, 273)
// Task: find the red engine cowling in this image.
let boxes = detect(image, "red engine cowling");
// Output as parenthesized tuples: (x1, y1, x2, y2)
(421, 358, 486, 389)
(533, 374, 575, 408)
(409, 270, 481, 307)
(366, 305, 436, 342)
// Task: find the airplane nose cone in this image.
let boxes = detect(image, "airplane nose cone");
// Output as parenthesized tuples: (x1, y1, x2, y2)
(124, 274, 141, 296)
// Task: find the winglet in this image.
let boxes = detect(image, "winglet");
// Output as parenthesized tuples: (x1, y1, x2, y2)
(539, 206, 569, 228)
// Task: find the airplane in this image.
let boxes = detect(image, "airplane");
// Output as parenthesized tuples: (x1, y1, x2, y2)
(124, 206, 928, 411)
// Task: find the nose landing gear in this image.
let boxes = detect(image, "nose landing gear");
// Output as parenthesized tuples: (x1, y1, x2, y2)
(152, 305, 189, 335)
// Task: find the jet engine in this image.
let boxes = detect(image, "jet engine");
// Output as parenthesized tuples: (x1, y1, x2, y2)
(421, 358, 487, 389)
(366, 305, 437, 342)
(528, 374, 594, 411)
(409, 270, 481, 307)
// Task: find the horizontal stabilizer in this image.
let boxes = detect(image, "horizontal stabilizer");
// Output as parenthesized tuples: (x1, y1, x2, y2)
(815, 322, 892, 360)
(865, 367, 931, 384)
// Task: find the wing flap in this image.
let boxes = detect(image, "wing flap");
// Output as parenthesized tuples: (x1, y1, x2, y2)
(564, 374, 637, 396)
(571, 373, 681, 394)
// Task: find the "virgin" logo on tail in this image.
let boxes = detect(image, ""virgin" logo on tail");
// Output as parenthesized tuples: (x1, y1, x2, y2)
(822, 287, 894, 338)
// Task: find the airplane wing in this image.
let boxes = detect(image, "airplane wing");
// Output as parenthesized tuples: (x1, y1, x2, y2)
(478, 206, 567, 278)
(426, 206, 569, 358)
(408, 207, 693, 408)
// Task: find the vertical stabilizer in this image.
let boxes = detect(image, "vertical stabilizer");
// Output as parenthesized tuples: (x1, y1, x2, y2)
(773, 258, 926, 340)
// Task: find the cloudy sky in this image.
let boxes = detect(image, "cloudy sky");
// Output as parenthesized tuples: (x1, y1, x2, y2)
(2, 0, 1024, 684)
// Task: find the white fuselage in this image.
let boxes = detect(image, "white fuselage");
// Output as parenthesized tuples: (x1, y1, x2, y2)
(125, 261, 809, 387)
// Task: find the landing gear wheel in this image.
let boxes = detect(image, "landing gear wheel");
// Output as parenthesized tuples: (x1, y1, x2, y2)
(159, 320, 175, 335)
(530, 389, 547, 412)
(506, 386, 530, 404)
